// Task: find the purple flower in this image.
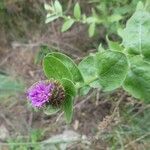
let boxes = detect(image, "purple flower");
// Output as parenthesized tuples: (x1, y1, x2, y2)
(27, 81, 54, 108)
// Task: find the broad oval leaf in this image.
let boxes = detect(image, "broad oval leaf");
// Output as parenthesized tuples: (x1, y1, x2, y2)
(78, 54, 99, 88)
(61, 78, 76, 97)
(62, 94, 74, 123)
(120, 8, 150, 60)
(43, 56, 73, 80)
(123, 56, 150, 102)
(61, 19, 74, 32)
(47, 52, 83, 83)
(96, 51, 129, 91)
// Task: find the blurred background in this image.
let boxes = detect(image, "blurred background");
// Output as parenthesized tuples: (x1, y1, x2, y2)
(0, 0, 150, 149)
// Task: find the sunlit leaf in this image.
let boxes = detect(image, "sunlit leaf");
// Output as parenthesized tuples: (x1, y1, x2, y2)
(45, 15, 59, 23)
(61, 19, 74, 32)
(74, 2, 81, 19)
(44, 3, 52, 11)
(54, 0, 62, 14)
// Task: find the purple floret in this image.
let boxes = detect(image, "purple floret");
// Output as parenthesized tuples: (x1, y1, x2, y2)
(27, 81, 54, 108)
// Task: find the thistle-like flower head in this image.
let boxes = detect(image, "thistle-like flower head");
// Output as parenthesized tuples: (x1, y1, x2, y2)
(27, 80, 65, 108)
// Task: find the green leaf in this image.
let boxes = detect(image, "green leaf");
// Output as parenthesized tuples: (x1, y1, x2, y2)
(82, 14, 87, 23)
(43, 56, 73, 80)
(47, 52, 83, 83)
(74, 2, 81, 19)
(106, 36, 123, 52)
(145, 0, 150, 11)
(79, 85, 91, 96)
(108, 14, 122, 23)
(88, 23, 95, 37)
(44, 3, 52, 11)
(123, 56, 150, 102)
(86, 16, 97, 24)
(61, 19, 74, 32)
(46, 13, 51, 18)
(136, 1, 144, 11)
(61, 78, 76, 97)
(45, 15, 59, 23)
(78, 54, 99, 88)
(120, 7, 150, 60)
(97, 43, 105, 52)
(54, 0, 62, 14)
(62, 95, 74, 123)
(96, 51, 129, 91)
(44, 106, 60, 115)
(0, 1, 5, 10)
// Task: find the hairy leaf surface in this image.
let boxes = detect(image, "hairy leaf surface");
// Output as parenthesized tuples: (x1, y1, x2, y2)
(47, 52, 83, 83)
(43, 56, 72, 80)
(120, 8, 150, 60)
(123, 56, 150, 102)
(96, 51, 128, 91)
(78, 54, 99, 88)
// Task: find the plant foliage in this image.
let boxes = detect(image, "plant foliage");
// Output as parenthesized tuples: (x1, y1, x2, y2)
(41, 1, 150, 123)
(45, 0, 146, 37)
